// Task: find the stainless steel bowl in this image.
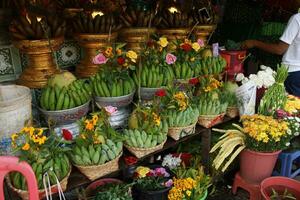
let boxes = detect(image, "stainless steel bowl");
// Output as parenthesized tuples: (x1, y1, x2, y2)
(140, 87, 164, 101)
(39, 101, 90, 125)
(108, 105, 132, 129)
(94, 91, 135, 107)
(54, 122, 80, 138)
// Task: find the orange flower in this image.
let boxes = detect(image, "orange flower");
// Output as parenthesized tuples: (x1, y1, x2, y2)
(86, 122, 94, 131)
(22, 143, 30, 151)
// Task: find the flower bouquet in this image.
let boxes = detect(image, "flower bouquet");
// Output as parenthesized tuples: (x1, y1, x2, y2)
(155, 86, 199, 140)
(195, 77, 227, 128)
(135, 37, 175, 101)
(210, 114, 299, 183)
(8, 127, 71, 199)
(124, 105, 168, 158)
(91, 44, 137, 108)
(133, 166, 173, 200)
(70, 109, 123, 180)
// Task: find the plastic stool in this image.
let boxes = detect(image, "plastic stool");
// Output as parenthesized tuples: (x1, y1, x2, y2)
(273, 151, 300, 178)
(232, 172, 262, 200)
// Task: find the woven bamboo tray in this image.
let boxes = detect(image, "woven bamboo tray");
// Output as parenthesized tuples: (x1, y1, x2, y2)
(74, 152, 122, 181)
(124, 139, 167, 158)
(168, 122, 197, 140)
(226, 107, 239, 118)
(198, 113, 225, 128)
(7, 169, 71, 200)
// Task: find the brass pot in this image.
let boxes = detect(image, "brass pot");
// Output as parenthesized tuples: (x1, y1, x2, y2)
(14, 37, 64, 89)
(75, 32, 118, 78)
(193, 25, 216, 45)
(120, 28, 156, 53)
(158, 28, 190, 41)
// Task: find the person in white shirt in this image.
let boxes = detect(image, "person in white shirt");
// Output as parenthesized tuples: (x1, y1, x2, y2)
(242, 13, 300, 97)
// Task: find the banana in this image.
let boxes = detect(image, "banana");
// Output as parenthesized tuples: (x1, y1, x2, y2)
(71, 90, 82, 106)
(62, 93, 70, 110)
(55, 87, 66, 110)
(49, 87, 56, 111)
(101, 81, 110, 97)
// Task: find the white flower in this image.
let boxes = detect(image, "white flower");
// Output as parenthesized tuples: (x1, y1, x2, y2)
(162, 154, 181, 170)
(287, 129, 292, 135)
(285, 142, 290, 146)
(295, 132, 299, 136)
(249, 74, 264, 88)
(241, 77, 249, 85)
(296, 117, 300, 123)
(235, 73, 245, 82)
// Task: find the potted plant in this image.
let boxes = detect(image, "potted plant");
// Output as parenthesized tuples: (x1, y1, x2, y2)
(9, 12, 66, 88)
(70, 109, 123, 180)
(124, 105, 168, 158)
(210, 112, 300, 184)
(154, 86, 199, 140)
(132, 166, 174, 200)
(136, 37, 175, 102)
(8, 127, 71, 199)
(169, 157, 212, 200)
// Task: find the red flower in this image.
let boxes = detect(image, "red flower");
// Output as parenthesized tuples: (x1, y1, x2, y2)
(189, 78, 199, 85)
(124, 156, 138, 166)
(146, 171, 155, 177)
(117, 57, 126, 65)
(155, 89, 166, 97)
(62, 129, 73, 141)
(147, 40, 155, 47)
(180, 43, 192, 52)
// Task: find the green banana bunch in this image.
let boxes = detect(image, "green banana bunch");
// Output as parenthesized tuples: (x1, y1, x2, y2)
(90, 73, 135, 97)
(124, 129, 167, 148)
(40, 79, 92, 111)
(10, 154, 70, 190)
(71, 139, 123, 166)
(194, 56, 227, 76)
(136, 64, 175, 88)
(198, 97, 228, 115)
(173, 62, 195, 80)
(167, 107, 199, 127)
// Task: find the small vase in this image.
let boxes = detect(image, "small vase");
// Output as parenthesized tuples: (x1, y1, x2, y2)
(239, 149, 281, 184)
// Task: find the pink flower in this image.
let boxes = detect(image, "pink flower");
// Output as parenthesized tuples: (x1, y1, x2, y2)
(104, 106, 118, 115)
(197, 39, 205, 47)
(154, 167, 170, 177)
(93, 53, 108, 64)
(165, 53, 177, 65)
(164, 179, 173, 187)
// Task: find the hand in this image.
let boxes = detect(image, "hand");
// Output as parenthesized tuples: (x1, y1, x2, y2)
(241, 40, 257, 49)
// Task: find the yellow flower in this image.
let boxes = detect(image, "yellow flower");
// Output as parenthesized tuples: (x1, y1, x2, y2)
(11, 133, 18, 142)
(105, 47, 113, 57)
(135, 166, 150, 178)
(92, 115, 99, 126)
(37, 128, 43, 136)
(157, 37, 168, 47)
(38, 136, 47, 145)
(186, 190, 191, 197)
(22, 142, 30, 151)
(80, 134, 86, 140)
(173, 92, 185, 101)
(190, 57, 195, 62)
(152, 112, 161, 126)
(116, 48, 122, 55)
(192, 42, 201, 51)
(126, 50, 138, 63)
(86, 122, 94, 131)
(21, 127, 30, 133)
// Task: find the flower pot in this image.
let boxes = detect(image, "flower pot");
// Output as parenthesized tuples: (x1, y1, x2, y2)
(193, 25, 216, 45)
(158, 28, 190, 41)
(75, 33, 118, 78)
(133, 186, 171, 200)
(85, 178, 123, 198)
(140, 87, 164, 101)
(94, 91, 135, 108)
(107, 105, 132, 129)
(240, 149, 281, 184)
(13, 37, 64, 89)
(260, 176, 300, 200)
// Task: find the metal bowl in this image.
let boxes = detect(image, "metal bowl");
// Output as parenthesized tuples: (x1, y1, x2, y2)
(94, 91, 135, 108)
(39, 101, 90, 125)
(140, 87, 164, 101)
(108, 106, 132, 129)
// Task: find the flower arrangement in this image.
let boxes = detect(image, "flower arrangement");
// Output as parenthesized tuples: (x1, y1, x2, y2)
(90, 44, 137, 97)
(10, 127, 70, 190)
(134, 166, 173, 191)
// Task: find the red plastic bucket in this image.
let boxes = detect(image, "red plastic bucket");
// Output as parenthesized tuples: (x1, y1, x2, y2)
(240, 149, 281, 184)
(261, 176, 300, 200)
(220, 50, 246, 80)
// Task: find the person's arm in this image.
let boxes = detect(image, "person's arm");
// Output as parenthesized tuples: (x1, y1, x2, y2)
(242, 40, 289, 55)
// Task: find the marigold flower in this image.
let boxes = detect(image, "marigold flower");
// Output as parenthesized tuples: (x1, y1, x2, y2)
(22, 142, 30, 151)
(116, 48, 122, 55)
(85, 122, 94, 131)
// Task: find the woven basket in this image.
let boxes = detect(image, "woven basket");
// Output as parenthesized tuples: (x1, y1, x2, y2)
(226, 107, 239, 118)
(198, 113, 225, 128)
(168, 122, 197, 141)
(6, 169, 71, 200)
(124, 139, 166, 158)
(74, 153, 121, 181)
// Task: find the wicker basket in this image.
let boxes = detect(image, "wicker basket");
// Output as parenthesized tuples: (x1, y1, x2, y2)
(6, 169, 71, 200)
(168, 122, 197, 141)
(226, 107, 239, 118)
(74, 153, 121, 181)
(124, 139, 166, 158)
(198, 113, 225, 128)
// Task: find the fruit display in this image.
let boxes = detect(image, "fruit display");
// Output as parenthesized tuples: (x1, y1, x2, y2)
(158, 11, 193, 28)
(195, 56, 227, 76)
(10, 154, 70, 190)
(173, 62, 196, 80)
(197, 96, 228, 116)
(71, 139, 123, 166)
(40, 79, 92, 111)
(9, 14, 66, 40)
(166, 107, 199, 127)
(120, 8, 161, 27)
(72, 12, 121, 34)
(135, 64, 175, 88)
(91, 73, 135, 97)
